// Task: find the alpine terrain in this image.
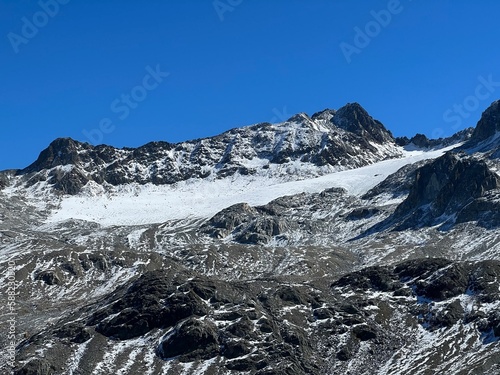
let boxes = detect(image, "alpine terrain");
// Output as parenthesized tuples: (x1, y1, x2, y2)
(1, 101, 500, 375)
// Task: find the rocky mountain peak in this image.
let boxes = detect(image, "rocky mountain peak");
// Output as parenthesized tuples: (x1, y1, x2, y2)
(8, 103, 407, 195)
(332, 102, 394, 143)
(469, 100, 500, 144)
(286, 112, 312, 123)
(311, 108, 336, 122)
(408, 133, 432, 148)
(21, 137, 87, 174)
(311, 108, 337, 121)
(396, 128, 474, 150)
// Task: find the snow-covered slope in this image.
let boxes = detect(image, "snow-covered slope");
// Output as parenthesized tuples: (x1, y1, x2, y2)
(43, 145, 458, 226)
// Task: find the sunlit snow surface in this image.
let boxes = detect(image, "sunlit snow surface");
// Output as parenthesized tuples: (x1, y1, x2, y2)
(46, 146, 457, 227)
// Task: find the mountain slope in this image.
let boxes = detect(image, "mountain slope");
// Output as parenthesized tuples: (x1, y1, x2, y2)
(1, 101, 499, 375)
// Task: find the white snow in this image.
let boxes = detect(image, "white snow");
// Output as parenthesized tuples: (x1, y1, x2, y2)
(44, 146, 457, 227)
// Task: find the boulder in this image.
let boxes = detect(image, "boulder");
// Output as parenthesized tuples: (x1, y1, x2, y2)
(157, 318, 219, 361)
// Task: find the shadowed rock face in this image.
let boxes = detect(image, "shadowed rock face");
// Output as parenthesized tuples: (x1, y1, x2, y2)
(395, 128, 473, 149)
(236, 216, 287, 244)
(391, 152, 499, 229)
(157, 318, 220, 361)
(333, 258, 500, 333)
(333, 103, 395, 144)
(469, 100, 500, 144)
(15, 359, 53, 375)
(22, 138, 84, 173)
(89, 270, 211, 340)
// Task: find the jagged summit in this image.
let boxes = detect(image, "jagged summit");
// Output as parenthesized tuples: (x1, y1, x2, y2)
(286, 112, 312, 123)
(290, 103, 396, 144)
(7, 101, 495, 199)
(469, 100, 500, 144)
(396, 128, 474, 150)
(12, 103, 405, 194)
(457, 100, 500, 158)
(22, 137, 86, 173)
(17, 103, 413, 176)
(333, 102, 394, 144)
(311, 108, 336, 121)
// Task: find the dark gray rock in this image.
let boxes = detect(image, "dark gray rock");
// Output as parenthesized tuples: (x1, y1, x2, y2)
(21, 138, 84, 173)
(337, 346, 354, 361)
(59, 260, 83, 277)
(275, 286, 309, 305)
(227, 316, 259, 339)
(345, 207, 380, 221)
(469, 260, 500, 302)
(333, 103, 394, 144)
(203, 200, 290, 244)
(455, 195, 500, 228)
(222, 339, 252, 359)
(93, 289, 208, 340)
(55, 322, 91, 343)
(202, 203, 258, 238)
(395, 128, 473, 149)
(157, 318, 219, 361)
(311, 108, 336, 121)
(468, 100, 500, 144)
(48, 167, 89, 195)
(226, 356, 266, 372)
(90, 270, 209, 340)
(395, 258, 452, 281)
(332, 265, 401, 292)
(237, 217, 287, 244)
(389, 153, 499, 229)
(15, 359, 53, 375)
(35, 270, 63, 286)
(429, 300, 464, 328)
(414, 263, 470, 301)
(87, 253, 109, 271)
(352, 325, 377, 341)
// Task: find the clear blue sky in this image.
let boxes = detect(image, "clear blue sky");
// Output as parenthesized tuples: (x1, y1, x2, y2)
(2, 0, 500, 170)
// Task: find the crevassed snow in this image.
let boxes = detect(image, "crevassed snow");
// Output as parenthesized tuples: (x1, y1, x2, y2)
(45, 146, 457, 227)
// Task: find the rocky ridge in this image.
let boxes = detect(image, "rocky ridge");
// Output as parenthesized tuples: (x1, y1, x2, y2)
(10, 103, 402, 195)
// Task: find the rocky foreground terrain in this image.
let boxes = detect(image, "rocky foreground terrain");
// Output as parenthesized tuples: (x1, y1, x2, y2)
(1, 102, 499, 374)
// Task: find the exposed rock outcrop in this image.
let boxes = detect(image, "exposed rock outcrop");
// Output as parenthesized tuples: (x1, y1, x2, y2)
(389, 152, 499, 229)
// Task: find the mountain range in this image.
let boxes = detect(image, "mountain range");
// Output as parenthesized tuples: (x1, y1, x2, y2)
(1, 101, 499, 375)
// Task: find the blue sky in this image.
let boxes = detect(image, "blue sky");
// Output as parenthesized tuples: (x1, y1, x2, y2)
(2, 0, 500, 170)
